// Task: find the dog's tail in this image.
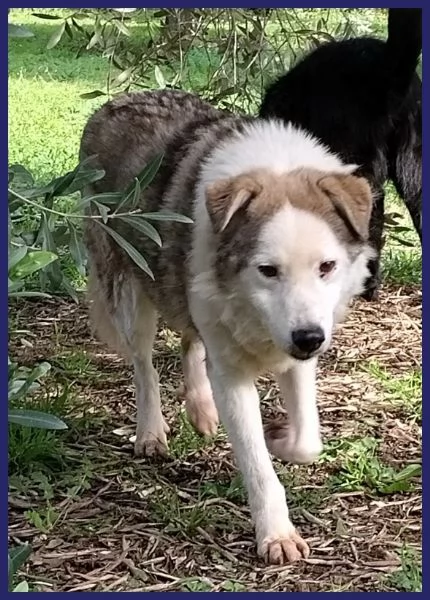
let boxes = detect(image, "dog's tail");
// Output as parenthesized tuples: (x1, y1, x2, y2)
(386, 8, 421, 94)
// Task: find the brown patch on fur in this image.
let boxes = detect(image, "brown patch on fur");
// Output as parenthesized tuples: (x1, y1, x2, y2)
(273, 168, 373, 245)
(316, 173, 373, 241)
(207, 169, 293, 234)
(211, 169, 291, 282)
(212, 167, 373, 284)
(206, 175, 262, 233)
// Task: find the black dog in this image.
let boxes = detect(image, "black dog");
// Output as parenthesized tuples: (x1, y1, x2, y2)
(259, 9, 422, 300)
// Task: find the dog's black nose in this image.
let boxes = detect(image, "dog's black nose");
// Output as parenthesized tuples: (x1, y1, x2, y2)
(292, 327, 325, 355)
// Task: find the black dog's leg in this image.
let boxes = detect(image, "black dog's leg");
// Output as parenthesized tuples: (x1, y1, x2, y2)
(389, 165, 422, 244)
(387, 107, 422, 244)
(361, 187, 385, 301)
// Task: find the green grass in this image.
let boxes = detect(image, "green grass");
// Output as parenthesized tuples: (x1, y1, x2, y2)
(365, 361, 422, 422)
(319, 436, 421, 494)
(386, 546, 422, 592)
(381, 185, 421, 285)
(9, 11, 107, 181)
(382, 248, 422, 286)
(170, 412, 216, 459)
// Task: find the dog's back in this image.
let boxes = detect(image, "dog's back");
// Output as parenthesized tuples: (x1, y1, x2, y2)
(80, 90, 223, 193)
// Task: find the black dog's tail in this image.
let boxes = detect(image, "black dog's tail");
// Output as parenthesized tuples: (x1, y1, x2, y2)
(386, 8, 422, 94)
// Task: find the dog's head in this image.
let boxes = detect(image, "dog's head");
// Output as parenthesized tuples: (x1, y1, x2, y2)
(205, 168, 374, 360)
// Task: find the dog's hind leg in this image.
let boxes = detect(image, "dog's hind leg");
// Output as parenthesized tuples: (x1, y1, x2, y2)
(389, 156, 422, 243)
(89, 272, 169, 457)
(265, 358, 323, 465)
(126, 295, 169, 458)
(387, 109, 422, 244)
(361, 187, 385, 301)
(399, 190, 422, 243)
(181, 328, 219, 437)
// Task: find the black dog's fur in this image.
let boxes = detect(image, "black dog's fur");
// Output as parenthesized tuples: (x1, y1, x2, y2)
(260, 9, 422, 299)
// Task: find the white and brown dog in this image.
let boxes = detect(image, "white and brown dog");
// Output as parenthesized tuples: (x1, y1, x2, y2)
(80, 90, 374, 565)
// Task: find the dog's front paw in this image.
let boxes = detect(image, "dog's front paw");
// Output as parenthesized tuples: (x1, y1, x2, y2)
(259, 529, 310, 564)
(264, 419, 322, 465)
(132, 431, 169, 458)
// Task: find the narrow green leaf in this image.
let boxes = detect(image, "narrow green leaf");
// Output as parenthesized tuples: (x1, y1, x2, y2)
(123, 153, 164, 207)
(8, 279, 24, 293)
(132, 177, 141, 209)
(154, 65, 166, 88)
(111, 56, 125, 71)
(41, 215, 57, 253)
(113, 19, 130, 36)
(71, 17, 85, 33)
(118, 216, 162, 247)
(140, 210, 193, 224)
(65, 21, 74, 40)
(9, 544, 32, 581)
(93, 201, 110, 223)
(8, 409, 68, 430)
(64, 168, 105, 195)
(390, 235, 416, 248)
(41, 170, 76, 198)
(96, 222, 154, 279)
(8, 246, 28, 272)
(9, 291, 52, 299)
(80, 90, 106, 100)
(9, 250, 58, 279)
(21, 159, 103, 200)
(46, 21, 66, 50)
(8, 164, 34, 187)
(76, 192, 122, 211)
(68, 225, 86, 275)
(86, 31, 102, 50)
(40, 215, 63, 288)
(393, 463, 422, 481)
(32, 12, 62, 19)
(135, 153, 164, 192)
(13, 581, 29, 592)
(8, 362, 51, 403)
(61, 275, 80, 303)
(111, 66, 134, 88)
(115, 179, 140, 214)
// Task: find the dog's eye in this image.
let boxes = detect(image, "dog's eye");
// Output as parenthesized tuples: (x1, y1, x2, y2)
(319, 260, 336, 278)
(258, 265, 279, 278)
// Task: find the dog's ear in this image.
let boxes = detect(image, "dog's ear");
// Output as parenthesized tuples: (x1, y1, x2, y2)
(206, 174, 262, 233)
(317, 174, 373, 242)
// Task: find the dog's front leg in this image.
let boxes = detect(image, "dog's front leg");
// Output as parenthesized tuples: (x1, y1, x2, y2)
(265, 358, 323, 465)
(206, 358, 309, 564)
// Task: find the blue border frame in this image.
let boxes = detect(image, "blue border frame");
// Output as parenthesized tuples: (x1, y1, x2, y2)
(5, 2, 425, 597)
(420, 0, 427, 595)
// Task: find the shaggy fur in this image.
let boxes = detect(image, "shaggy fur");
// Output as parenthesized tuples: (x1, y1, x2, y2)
(259, 8, 422, 299)
(81, 89, 374, 564)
